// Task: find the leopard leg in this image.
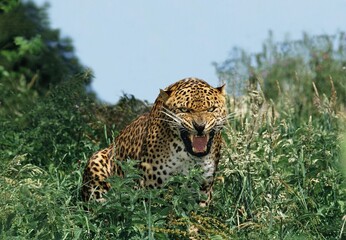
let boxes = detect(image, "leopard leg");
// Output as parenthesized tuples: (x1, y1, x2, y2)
(81, 144, 119, 202)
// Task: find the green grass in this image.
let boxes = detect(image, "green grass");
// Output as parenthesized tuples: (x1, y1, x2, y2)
(0, 76, 345, 239)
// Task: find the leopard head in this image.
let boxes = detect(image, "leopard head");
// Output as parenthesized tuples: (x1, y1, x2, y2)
(159, 78, 227, 157)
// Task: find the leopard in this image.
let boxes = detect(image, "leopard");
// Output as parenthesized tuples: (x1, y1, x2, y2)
(81, 77, 227, 206)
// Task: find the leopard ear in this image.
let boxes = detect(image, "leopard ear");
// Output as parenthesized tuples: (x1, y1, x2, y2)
(159, 89, 172, 102)
(216, 84, 226, 95)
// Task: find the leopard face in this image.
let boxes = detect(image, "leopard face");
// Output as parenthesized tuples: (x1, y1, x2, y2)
(160, 79, 227, 157)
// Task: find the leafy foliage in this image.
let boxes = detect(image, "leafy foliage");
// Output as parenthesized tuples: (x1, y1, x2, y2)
(0, 0, 84, 91)
(0, 0, 19, 13)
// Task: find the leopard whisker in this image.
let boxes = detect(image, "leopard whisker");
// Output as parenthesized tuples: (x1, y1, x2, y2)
(158, 118, 181, 127)
(161, 108, 183, 124)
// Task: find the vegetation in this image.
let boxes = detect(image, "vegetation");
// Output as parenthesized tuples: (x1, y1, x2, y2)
(1, 1, 345, 239)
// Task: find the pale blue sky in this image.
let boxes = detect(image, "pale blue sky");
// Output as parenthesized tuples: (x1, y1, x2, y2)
(33, 0, 345, 103)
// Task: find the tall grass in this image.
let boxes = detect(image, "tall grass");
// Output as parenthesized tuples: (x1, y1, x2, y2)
(215, 77, 345, 239)
(1, 74, 344, 239)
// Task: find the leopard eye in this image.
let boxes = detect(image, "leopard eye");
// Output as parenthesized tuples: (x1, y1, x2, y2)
(207, 106, 217, 112)
(177, 107, 190, 113)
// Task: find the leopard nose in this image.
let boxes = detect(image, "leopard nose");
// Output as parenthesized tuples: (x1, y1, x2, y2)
(193, 121, 205, 136)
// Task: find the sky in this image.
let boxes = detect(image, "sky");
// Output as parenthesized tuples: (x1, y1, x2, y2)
(32, 0, 345, 103)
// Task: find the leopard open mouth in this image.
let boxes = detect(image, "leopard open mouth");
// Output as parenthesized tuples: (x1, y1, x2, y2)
(180, 130, 215, 157)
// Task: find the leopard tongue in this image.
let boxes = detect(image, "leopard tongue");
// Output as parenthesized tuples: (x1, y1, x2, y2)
(192, 135, 208, 153)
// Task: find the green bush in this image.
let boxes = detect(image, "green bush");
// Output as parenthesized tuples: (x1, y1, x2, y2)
(2, 76, 344, 239)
